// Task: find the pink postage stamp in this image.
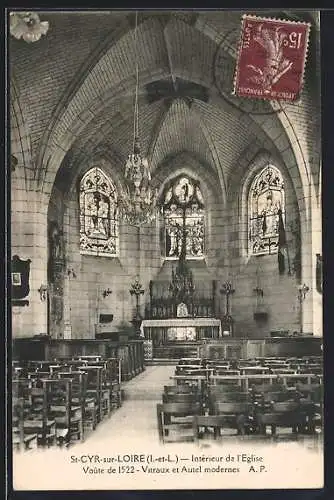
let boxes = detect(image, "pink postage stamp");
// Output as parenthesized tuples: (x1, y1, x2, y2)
(233, 15, 311, 101)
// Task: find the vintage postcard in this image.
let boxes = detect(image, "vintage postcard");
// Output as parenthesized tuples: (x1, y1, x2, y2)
(9, 9, 323, 491)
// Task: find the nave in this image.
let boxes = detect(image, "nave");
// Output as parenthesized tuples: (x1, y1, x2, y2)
(13, 360, 322, 450)
(12, 361, 323, 491)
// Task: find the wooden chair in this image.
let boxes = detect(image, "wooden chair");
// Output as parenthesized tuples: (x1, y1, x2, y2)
(12, 397, 38, 452)
(210, 374, 242, 387)
(179, 358, 202, 366)
(49, 365, 63, 375)
(23, 385, 57, 447)
(210, 391, 251, 403)
(75, 355, 103, 362)
(294, 383, 323, 433)
(214, 369, 241, 376)
(86, 363, 112, 419)
(13, 366, 26, 379)
(172, 375, 206, 391)
(57, 371, 95, 439)
(206, 361, 230, 369)
(209, 383, 243, 393)
(250, 382, 285, 393)
(105, 359, 122, 403)
(193, 415, 231, 443)
(175, 368, 208, 377)
(238, 359, 260, 367)
(44, 378, 83, 445)
(299, 366, 323, 375)
(162, 393, 201, 404)
(103, 358, 122, 408)
(164, 384, 199, 395)
(61, 359, 89, 370)
(256, 401, 306, 436)
(296, 383, 322, 402)
(270, 368, 297, 375)
(240, 367, 271, 375)
(157, 402, 202, 443)
(79, 366, 104, 423)
(211, 402, 254, 435)
(27, 371, 49, 381)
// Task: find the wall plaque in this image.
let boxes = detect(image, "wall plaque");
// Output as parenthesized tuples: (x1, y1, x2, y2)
(11, 255, 31, 306)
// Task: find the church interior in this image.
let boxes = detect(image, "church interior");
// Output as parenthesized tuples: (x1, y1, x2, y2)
(10, 10, 323, 457)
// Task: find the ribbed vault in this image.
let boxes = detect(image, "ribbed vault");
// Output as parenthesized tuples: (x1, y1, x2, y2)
(9, 10, 320, 202)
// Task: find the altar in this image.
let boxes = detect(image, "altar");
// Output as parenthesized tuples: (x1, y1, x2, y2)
(141, 318, 222, 345)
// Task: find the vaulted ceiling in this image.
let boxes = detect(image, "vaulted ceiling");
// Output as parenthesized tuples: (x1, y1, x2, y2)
(10, 10, 320, 199)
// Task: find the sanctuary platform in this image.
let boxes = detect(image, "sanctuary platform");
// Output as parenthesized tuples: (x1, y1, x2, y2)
(144, 336, 322, 361)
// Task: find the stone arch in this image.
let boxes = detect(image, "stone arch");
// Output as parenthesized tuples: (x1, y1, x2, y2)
(237, 150, 300, 262)
(154, 151, 221, 205)
(65, 153, 125, 202)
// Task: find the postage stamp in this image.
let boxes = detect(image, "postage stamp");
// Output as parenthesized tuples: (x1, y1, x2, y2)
(233, 15, 311, 101)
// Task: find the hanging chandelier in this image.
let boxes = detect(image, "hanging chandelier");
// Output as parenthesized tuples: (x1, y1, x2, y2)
(118, 12, 157, 226)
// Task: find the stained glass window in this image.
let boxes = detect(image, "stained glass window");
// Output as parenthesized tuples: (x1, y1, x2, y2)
(162, 176, 205, 259)
(249, 165, 285, 256)
(79, 167, 118, 257)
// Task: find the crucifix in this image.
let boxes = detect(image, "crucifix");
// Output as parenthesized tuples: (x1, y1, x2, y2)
(130, 277, 145, 335)
(220, 280, 235, 316)
(168, 199, 195, 307)
(220, 280, 235, 336)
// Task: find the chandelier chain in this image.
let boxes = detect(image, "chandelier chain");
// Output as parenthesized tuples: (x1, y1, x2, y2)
(133, 11, 139, 152)
(119, 10, 157, 226)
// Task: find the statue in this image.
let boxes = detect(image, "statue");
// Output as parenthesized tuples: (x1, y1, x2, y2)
(49, 222, 63, 261)
(177, 302, 189, 318)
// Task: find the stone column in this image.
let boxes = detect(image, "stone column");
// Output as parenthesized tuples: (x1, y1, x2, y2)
(311, 188, 322, 337)
(299, 182, 322, 337)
